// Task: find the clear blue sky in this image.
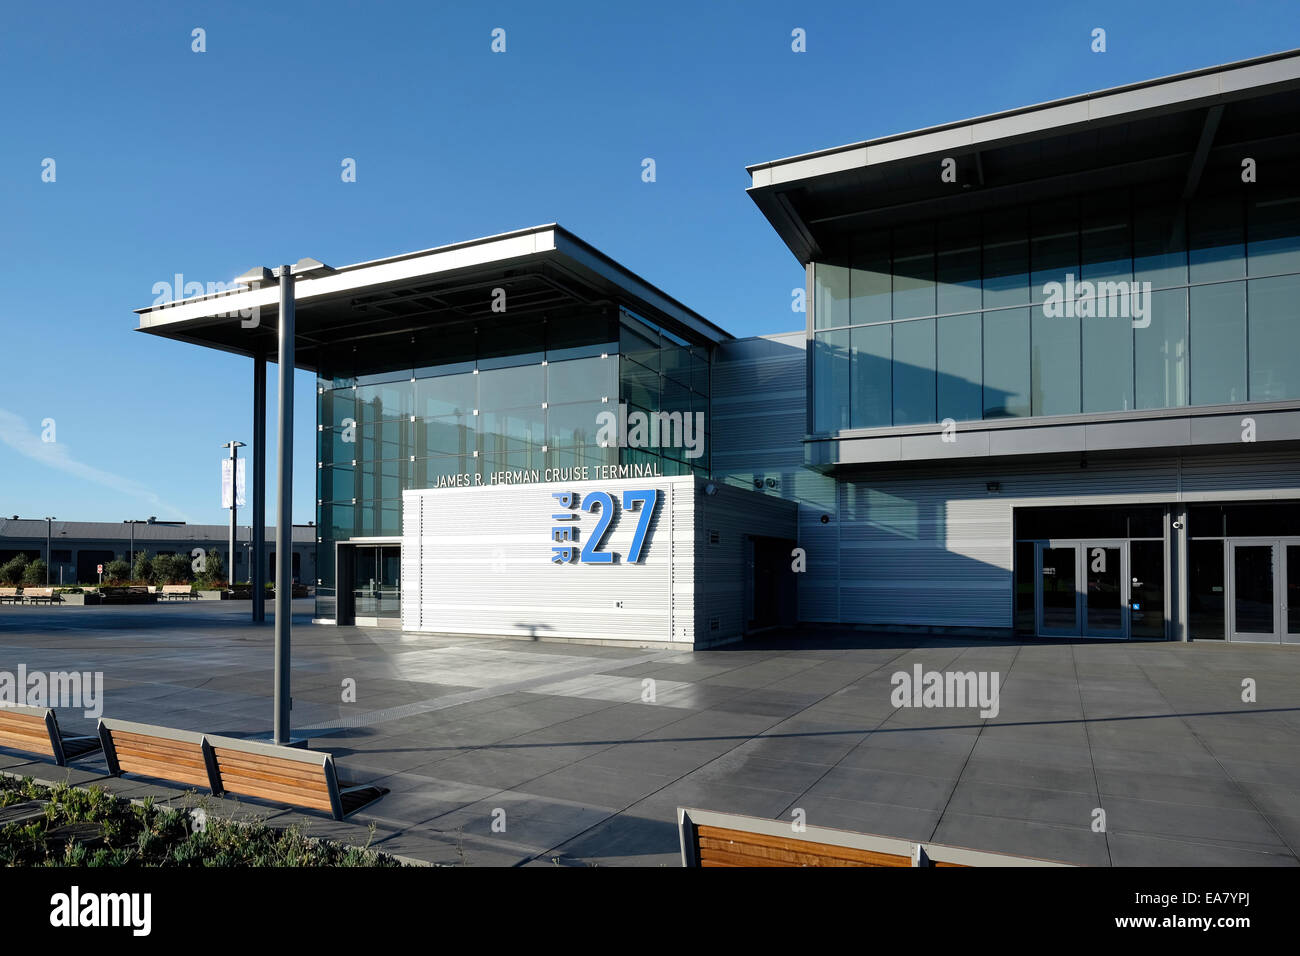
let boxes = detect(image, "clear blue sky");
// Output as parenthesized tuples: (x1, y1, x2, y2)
(1, 0, 1296, 525)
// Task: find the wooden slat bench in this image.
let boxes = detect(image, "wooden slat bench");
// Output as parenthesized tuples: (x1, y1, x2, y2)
(21, 587, 57, 605)
(98, 719, 216, 791)
(678, 808, 1074, 867)
(204, 733, 387, 821)
(0, 705, 102, 766)
(0, 587, 21, 604)
(96, 720, 387, 820)
(159, 584, 197, 601)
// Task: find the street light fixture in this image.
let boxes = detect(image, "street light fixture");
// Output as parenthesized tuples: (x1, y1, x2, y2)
(236, 256, 334, 747)
(123, 518, 154, 574)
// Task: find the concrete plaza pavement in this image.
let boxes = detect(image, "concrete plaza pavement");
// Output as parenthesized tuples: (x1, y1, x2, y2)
(1, 600, 1298, 866)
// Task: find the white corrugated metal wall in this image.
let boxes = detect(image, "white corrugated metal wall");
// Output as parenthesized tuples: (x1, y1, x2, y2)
(402, 476, 691, 644)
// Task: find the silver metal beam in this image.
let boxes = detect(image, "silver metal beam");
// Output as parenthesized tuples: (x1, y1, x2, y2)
(253, 353, 266, 622)
(1182, 104, 1224, 199)
(274, 266, 294, 745)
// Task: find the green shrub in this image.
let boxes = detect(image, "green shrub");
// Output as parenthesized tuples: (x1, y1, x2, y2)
(150, 554, 192, 585)
(131, 551, 153, 582)
(0, 776, 405, 867)
(0, 554, 29, 586)
(103, 558, 130, 584)
(200, 550, 226, 588)
(21, 558, 47, 586)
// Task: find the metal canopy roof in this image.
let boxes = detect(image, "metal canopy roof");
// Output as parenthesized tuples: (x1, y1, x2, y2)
(134, 224, 731, 371)
(748, 48, 1300, 264)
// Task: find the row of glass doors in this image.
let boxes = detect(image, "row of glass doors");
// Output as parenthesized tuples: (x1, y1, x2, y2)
(1034, 539, 1165, 639)
(1032, 536, 1300, 642)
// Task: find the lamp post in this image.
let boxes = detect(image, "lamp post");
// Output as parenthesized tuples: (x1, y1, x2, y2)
(124, 518, 155, 575)
(235, 257, 333, 746)
(44, 517, 55, 585)
(222, 441, 246, 588)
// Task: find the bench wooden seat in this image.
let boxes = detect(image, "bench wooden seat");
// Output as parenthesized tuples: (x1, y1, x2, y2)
(96, 720, 387, 820)
(159, 584, 197, 601)
(678, 807, 1073, 867)
(21, 587, 57, 605)
(0, 587, 20, 604)
(98, 719, 215, 790)
(205, 733, 387, 820)
(0, 705, 102, 765)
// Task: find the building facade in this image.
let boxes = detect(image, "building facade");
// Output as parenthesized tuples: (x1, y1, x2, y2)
(135, 49, 1300, 647)
(0, 518, 315, 586)
(743, 48, 1300, 644)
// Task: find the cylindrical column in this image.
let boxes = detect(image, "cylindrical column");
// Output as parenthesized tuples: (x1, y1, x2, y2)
(253, 354, 267, 622)
(228, 444, 238, 591)
(274, 267, 294, 744)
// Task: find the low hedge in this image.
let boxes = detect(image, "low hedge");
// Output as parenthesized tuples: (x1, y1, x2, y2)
(0, 777, 406, 867)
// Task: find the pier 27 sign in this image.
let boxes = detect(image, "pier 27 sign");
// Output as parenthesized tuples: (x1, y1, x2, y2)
(550, 489, 659, 564)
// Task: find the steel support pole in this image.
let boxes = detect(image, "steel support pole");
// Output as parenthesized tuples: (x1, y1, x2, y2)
(253, 354, 267, 622)
(228, 443, 238, 590)
(46, 520, 51, 586)
(274, 267, 294, 745)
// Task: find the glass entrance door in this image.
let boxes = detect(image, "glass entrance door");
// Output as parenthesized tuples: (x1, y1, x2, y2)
(1083, 544, 1125, 637)
(1226, 540, 1300, 643)
(352, 544, 401, 622)
(1039, 545, 1078, 635)
(1035, 541, 1131, 639)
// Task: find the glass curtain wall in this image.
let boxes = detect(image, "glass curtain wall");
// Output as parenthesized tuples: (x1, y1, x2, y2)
(618, 308, 711, 477)
(811, 184, 1300, 433)
(315, 306, 711, 617)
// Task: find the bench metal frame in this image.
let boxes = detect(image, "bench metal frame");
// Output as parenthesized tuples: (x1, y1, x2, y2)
(677, 807, 1074, 867)
(0, 704, 101, 766)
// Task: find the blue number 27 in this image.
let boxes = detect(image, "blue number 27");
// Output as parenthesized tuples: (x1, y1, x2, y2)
(622, 489, 658, 563)
(580, 492, 615, 564)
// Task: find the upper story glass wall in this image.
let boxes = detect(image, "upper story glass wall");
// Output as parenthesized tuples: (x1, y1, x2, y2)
(618, 309, 711, 476)
(313, 306, 712, 601)
(811, 184, 1300, 433)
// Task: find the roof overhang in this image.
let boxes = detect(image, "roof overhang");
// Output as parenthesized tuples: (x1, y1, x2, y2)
(134, 224, 731, 371)
(748, 48, 1300, 263)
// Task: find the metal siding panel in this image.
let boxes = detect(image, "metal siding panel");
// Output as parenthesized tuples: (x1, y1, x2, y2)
(830, 453, 1300, 630)
(401, 477, 691, 644)
(694, 481, 798, 642)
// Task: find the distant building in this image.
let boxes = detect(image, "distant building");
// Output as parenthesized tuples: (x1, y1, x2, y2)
(0, 518, 315, 585)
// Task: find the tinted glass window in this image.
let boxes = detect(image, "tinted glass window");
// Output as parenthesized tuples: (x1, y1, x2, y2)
(1134, 289, 1188, 409)
(1190, 282, 1246, 405)
(1248, 274, 1300, 401)
(814, 261, 852, 330)
(851, 324, 891, 428)
(983, 308, 1030, 418)
(936, 312, 982, 423)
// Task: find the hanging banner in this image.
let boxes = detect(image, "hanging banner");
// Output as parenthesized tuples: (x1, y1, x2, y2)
(221, 458, 246, 509)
